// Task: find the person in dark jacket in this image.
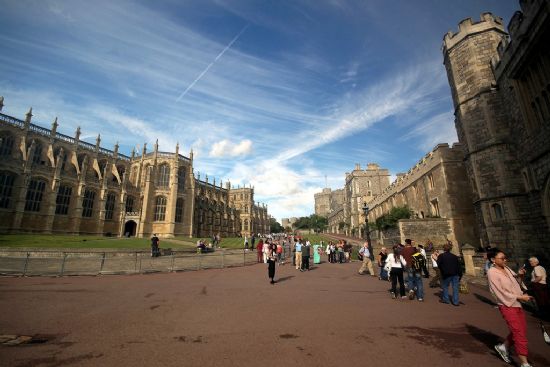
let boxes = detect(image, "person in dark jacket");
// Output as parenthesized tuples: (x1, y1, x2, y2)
(437, 242, 463, 306)
(301, 242, 311, 271)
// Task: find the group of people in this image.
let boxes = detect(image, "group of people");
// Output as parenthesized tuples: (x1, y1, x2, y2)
(324, 240, 353, 263)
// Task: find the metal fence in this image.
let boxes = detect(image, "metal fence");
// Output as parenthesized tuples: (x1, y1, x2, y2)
(0, 248, 265, 276)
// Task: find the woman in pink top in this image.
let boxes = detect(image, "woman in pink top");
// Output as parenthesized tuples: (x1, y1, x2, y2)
(487, 249, 533, 367)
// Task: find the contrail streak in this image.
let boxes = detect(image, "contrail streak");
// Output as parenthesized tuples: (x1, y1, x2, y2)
(176, 24, 250, 102)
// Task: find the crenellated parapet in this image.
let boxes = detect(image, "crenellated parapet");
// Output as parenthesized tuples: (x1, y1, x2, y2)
(442, 13, 506, 53)
(368, 143, 464, 208)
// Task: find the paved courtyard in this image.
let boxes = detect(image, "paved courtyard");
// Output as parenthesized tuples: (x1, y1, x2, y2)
(0, 261, 549, 367)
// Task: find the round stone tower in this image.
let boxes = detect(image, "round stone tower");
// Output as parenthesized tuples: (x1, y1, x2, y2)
(442, 13, 529, 254)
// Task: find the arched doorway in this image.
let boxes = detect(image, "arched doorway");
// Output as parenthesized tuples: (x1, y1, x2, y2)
(124, 220, 137, 237)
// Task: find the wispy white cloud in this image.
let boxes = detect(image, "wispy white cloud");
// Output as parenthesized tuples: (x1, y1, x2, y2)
(209, 139, 252, 157)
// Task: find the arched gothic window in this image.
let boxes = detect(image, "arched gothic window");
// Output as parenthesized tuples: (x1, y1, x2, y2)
(154, 196, 167, 221)
(25, 178, 46, 212)
(175, 198, 184, 223)
(0, 172, 16, 208)
(55, 185, 72, 215)
(178, 167, 186, 191)
(105, 192, 116, 220)
(158, 164, 170, 188)
(0, 133, 14, 157)
(82, 189, 96, 217)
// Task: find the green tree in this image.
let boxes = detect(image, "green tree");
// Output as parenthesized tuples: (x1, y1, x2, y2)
(269, 218, 284, 233)
(374, 206, 412, 231)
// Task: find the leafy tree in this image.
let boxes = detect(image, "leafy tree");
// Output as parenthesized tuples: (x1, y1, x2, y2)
(269, 218, 284, 233)
(374, 206, 412, 231)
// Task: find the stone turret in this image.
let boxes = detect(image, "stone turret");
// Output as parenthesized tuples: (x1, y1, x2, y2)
(442, 11, 529, 252)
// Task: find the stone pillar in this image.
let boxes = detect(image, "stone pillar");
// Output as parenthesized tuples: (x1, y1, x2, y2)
(461, 244, 477, 276)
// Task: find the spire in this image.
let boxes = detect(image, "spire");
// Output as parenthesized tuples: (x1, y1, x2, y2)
(175, 142, 179, 155)
(131, 147, 135, 159)
(75, 126, 81, 141)
(24, 107, 33, 129)
(51, 117, 58, 136)
(0, 96, 4, 111)
(189, 148, 194, 162)
(154, 139, 159, 153)
(114, 141, 119, 155)
(142, 143, 147, 156)
(95, 134, 101, 151)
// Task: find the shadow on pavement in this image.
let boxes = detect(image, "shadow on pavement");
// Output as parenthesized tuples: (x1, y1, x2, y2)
(276, 276, 295, 283)
(472, 293, 497, 307)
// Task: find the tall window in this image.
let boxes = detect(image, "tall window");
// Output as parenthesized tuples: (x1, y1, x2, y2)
(0, 172, 15, 208)
(492, 203, 504, 220)
(32, 143, 43, 165)
(175, 198, 184, 223)
(125, 196, 135, 213)
(430, 199, 440, 217)
(82, 189, 96, 217)
(158, 164, 170, 188)
(55, 185, 72, 215)
(24, 178, 46, 212)
(0, 134, 14, 157)
(244, 219, 249, 230)
(427, 174, 435, 190)
(105, 193, 116, 220)
(154, 196, 167, 221)
(178, 167, 186, 191)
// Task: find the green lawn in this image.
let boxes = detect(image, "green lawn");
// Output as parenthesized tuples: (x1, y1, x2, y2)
(0, 234, 335, 250)
(184, 234, 333, 250)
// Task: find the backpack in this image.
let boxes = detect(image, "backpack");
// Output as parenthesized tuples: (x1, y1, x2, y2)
(411, 252, 426, 271)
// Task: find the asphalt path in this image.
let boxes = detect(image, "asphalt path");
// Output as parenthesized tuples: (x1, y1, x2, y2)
(0, 261, 549, 367)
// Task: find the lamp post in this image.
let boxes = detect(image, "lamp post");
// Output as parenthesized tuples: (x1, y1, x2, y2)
(362, 202, 374, 260)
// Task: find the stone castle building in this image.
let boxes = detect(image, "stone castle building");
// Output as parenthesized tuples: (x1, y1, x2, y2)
(442, 0, 550, 261)
(316, 163, 390, 236)
(314, 188, 344, 217)
(366, 143, 477, 247)
(0, 101, 268, 238)
(321, 1, 550, 262)
(281, 217, 298, 231)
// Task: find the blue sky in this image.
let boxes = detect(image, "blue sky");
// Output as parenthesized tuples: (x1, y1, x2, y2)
(0, 0, 519, 222)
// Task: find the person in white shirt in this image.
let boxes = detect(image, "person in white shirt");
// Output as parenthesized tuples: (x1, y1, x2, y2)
(429, 250, 441, 288)
(385, 245, 407, 299)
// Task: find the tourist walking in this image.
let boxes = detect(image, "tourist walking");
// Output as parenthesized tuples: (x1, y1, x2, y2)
(385, 246, 407, 299)
(267, 243, 277, 284)
(523, 256, 549, 320)
(488, 249, 534, 367)
(410, 248, 426, 301)
(257, 240, 263, 263)
(276, 242, 284, 265)
(358, 242, 375, 276)
(295, 240, 303, 270)
(401, 239, 417, 298)
(301, 241, 311, 271)
(377, 247, 389, 280)
(437, 243, 462, 306)
(263, 240, 270, 263)
(418, 244, 430, 278)
(429, 250, 441, 288)
(151, 234, 160, 257)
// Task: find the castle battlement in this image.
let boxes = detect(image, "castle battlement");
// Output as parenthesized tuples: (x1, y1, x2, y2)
(443, 12, 505, 52)
(369, 142, 464, 207)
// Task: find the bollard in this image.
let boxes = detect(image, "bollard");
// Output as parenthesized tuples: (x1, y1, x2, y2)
(23, 252, 30, 276)
(100, 252, 106, 274)
(170, 253, 175, 272)
(60, 253, 67, 276)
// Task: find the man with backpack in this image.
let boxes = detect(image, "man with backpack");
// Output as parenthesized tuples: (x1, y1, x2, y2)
(410, 247, 426, 301)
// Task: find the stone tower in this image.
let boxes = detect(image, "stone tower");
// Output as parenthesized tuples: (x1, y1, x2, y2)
(442, 13, 536, 257)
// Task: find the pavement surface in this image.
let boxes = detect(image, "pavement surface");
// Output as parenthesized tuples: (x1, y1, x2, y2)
(0, 261, 549, 367)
